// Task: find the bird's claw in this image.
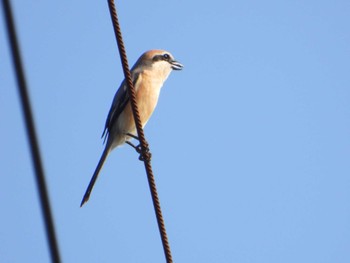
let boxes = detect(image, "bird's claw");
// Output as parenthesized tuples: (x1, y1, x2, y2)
(136, 144, 152, 161)
(125, 140, 152, 162)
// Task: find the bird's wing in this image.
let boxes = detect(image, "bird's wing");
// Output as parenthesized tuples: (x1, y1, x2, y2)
(101, 72, 140, 143)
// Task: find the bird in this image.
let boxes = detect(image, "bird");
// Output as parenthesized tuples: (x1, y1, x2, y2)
(80, 50, 183, 207)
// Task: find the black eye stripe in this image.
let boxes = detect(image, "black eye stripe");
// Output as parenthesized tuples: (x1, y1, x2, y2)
(152, 54, 171, 62)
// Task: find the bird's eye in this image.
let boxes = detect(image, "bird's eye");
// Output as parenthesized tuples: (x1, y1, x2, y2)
(163, 54, 170, 60)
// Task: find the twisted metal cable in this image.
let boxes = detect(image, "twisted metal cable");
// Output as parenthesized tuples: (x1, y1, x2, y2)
(107, 1, 173, 262)
(2, 1, 61, 262)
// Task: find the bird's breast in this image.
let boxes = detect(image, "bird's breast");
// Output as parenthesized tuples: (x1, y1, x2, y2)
(117, 72, 163, 135)
(135, 72, 164, 124)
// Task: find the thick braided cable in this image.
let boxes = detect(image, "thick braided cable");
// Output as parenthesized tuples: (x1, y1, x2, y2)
(107, 1, 173, 262)
(2, 1, 61, 262)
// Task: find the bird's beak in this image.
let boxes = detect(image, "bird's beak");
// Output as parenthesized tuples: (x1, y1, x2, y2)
(170, 60, 183, 70)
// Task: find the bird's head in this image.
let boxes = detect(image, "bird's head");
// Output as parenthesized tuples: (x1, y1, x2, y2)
(133, 50, 183, 79)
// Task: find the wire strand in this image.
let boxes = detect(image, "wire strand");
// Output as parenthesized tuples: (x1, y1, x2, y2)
(2, 1, 61, 263)
(107, 1, 173, 262)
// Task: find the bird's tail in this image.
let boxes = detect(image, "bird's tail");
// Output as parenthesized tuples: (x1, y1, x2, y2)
(80, 146, 110, 207)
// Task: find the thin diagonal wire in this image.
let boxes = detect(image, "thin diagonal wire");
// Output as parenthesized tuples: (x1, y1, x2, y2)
(107, 1, 173, 262)
(2, 1, 61, 263)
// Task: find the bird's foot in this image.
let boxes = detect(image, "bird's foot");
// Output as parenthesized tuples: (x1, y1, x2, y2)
(125, 141, 152, 162)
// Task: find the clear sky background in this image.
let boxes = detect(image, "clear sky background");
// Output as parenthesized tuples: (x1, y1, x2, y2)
(1, 1, 350, 262)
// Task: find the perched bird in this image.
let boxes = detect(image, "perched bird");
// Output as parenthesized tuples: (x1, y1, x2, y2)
(80, 50, 183, 207)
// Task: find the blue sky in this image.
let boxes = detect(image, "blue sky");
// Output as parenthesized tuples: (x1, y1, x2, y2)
(1, 0, 350, 262)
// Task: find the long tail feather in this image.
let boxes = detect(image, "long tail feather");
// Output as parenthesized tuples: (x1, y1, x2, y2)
(80, 146, 110, 207)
